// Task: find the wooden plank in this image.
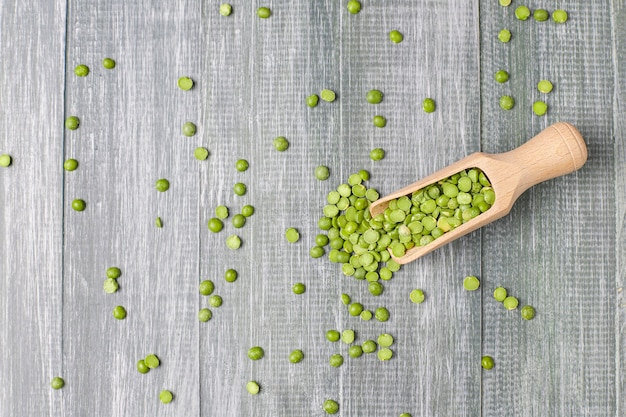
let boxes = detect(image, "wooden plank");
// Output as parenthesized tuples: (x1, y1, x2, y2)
(612, 1, 626, 415)
(480, 1, 617, 415)
(0, 1, 66, 416)
(61, 1, 201, 415)
(199, 1, 481, 416)
(335, 1, 482, 416)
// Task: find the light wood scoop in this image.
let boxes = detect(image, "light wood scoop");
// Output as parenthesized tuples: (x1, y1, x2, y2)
(369, 122, 588, 264)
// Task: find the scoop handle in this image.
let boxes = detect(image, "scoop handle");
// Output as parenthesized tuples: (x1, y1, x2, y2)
(494, 122, 588, 197)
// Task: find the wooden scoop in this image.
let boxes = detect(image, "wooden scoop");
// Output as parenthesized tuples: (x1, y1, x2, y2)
(369, 122, 588, 264)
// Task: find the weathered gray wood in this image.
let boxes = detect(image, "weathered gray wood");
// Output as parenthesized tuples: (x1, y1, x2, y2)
(0, 1, 66, 416)
(60, 1, 201, 415)
(1, 0, 624, 416)
(612, 1, 626, 416)
(480, 1, 617, 416)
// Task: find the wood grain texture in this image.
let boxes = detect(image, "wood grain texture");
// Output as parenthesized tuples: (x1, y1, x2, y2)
(61, 1, 201, 415)
(480, 1, 617, 416)
(612, 1, 625, 416)
(0, 1, 66, 416)
(0, 0, 623, 416)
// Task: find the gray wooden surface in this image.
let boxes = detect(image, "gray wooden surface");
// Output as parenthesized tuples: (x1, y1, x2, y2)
(0, 1, 623, 416)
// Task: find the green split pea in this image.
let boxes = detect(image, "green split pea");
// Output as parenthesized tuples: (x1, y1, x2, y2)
(389, 30, 403, 43)
(177, 77, 194, 91)
(515, 6, 531, 21)
(74, 64, 89, 77)
(347, 1, 361, 14)
(323, 399, 339, 414)
(257, 7, 271, 18)
(498, 29, 512, 43)
(0, 154, 12, 168)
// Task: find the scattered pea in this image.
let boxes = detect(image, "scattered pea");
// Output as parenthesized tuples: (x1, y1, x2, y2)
(362, 340, 377, 353)
(463, 275, 480, 291)
(375, 307, 390, 322)
(366, 281, 383, 297)
(348, 302, 364, 316)
(248, 346, 264, 360)
(359, 169, 370, 180)
(348, 345, 363, 358)
(50, 376, 65, 390)
(366, 89, 383, 104)
(102, 58, 116, 69)
(177, 77, 194, 91)
(233, 182, 247, 196)
(215, 206, 229, 220)
(310, 246, 325, 258)
(515, 6, 531, 21)
(145, 354, 160, 369)
(226, 235, 242, 249)
(273, 136, 289, 151)
(65, 116, 80, 130)
(246, 381, 260, 395)
(182, 121, 197, 137)
(159, 390, 174, 404)
(74, 64, 89, 77)
(499, 95, 515, 110)
(533, 101, 548, 116)
(377, 333, 394, 347)
(422, 98, 436, 113)
(155, 216, 163, 228)
(289, 349, 304, 363)
(71, 199, 86, 212)
(389, 30, 403, 43)
(503, 296, 519, 310)
(537, 80, 553, 93)
(552, 10, 568, 23)
(208, 218, 224, 233)
(112, 305, 127, 320)
(194, 147, 209, 160)
(285, 227, 300, 243)
(106, 267, 121, 279)
(400, 414, 413, 417)
(235, 159, 249, 172)
(63, 159, 78, 172)
(493, 286, 507, 302)
(320, 89, 336, 102)
(137, 359, 150, 374)
(377, 347, 393, 361)
(360, 310, 373, 321)
(103, 278, 119, 294)
(241, 205, 255, 217)
(199, 280, 215, 296)
(533, 9, 549, 22)
(306, 94, 319, 107)
(341, 293, 351, 305)
(224, 268, 238, 282)
(0, 154, 11, 167)
(232, 213, 246, 228)
(347, 0, 361, 14)
(315, 165, 330, 181)
(219, 3, 232, 16)
(155, 178, 170, 192)
(498, 29, 512, 43)
(370, 148, 385, 161)
(329, 354, 344, 368)
(209, 295, 223, 308)
(373, 115, 387, 127)
(326, 330, 340, 342)
(198, 308, 212, 322)
(499, 0, 511, 5)
(481, 355, 495, 370)
(410, 289, 425, 304)
(341, 329, 355, 344)
(323, 399, 339, 414)
(257, 6, 271, 18)
(521, 305, 536, 320)
(495, 70, 509, 83)
(292, 282, 306, 294)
